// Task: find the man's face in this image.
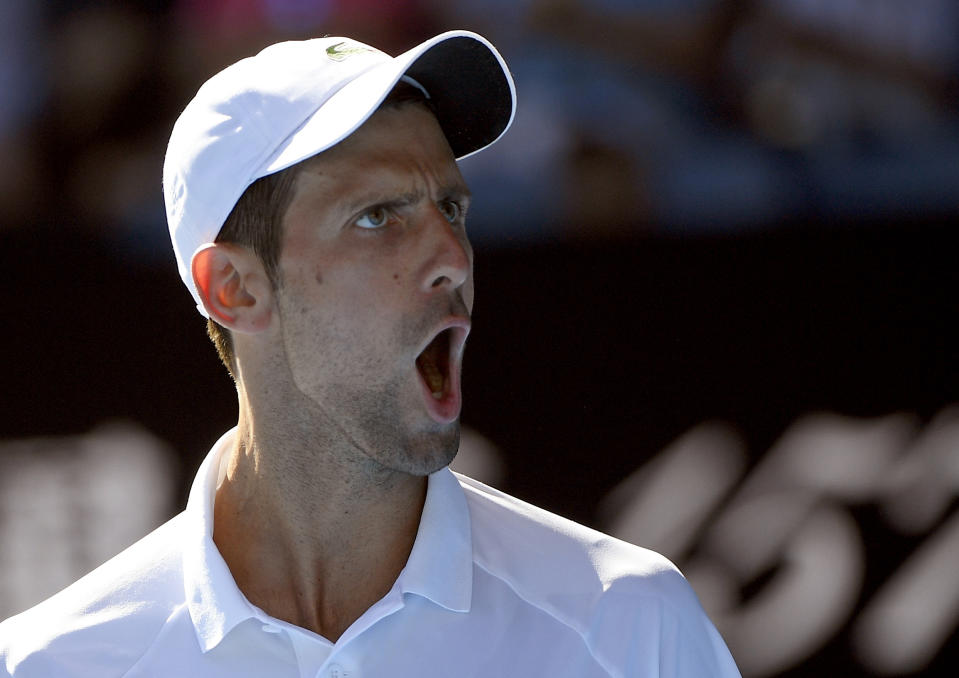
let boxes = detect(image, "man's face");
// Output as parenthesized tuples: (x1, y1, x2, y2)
(273, 104, 474, 476)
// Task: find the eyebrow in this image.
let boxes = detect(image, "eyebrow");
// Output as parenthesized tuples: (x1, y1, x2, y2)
(345, 182, 472, 216)
(442, 183, 473, 203)
(344, 191, 417, 216)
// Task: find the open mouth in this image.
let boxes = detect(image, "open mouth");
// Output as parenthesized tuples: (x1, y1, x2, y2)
(413, 321, 469, 423)
(416, 328, 452, 399)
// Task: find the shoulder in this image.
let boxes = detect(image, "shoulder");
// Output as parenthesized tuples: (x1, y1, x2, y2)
(0, 513, 188, 678)
(456, 472, 688, 596)
(456, 473, 741, 677)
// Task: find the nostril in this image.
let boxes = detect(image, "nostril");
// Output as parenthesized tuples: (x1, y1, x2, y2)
(432, 275, 451, 288)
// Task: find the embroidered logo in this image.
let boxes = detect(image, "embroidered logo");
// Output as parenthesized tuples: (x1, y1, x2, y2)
(325, 41, 373, 61)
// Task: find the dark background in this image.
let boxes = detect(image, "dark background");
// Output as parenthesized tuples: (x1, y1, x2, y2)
(5, 221, 954, 515)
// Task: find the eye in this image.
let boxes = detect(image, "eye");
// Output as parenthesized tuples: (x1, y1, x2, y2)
(438, 200, 462, 224)
(355, 206, 391, 229)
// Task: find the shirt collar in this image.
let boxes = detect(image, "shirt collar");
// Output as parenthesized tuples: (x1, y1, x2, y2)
(183, 428, 258, 653)
(396, 465, 473, 613)
(182, 428, 475, 652)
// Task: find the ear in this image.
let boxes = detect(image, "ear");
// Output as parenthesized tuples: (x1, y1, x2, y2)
(191, 243, 273, 333)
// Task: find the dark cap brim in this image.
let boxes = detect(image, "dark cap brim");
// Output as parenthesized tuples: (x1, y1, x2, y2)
(404, 34, 516, 159)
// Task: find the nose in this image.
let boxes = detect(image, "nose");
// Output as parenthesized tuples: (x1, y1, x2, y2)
(419, 205, 471, 293)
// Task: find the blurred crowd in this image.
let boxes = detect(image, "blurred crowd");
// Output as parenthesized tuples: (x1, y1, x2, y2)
(1, 0, 957, 252)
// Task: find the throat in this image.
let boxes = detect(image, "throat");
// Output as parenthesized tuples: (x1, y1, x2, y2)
(214, 464, 427, 642)
(417, 353, 445, 396)
(416, 330, 450, 397)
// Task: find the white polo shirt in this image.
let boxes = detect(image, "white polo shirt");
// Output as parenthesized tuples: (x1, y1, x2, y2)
(0, 429, 740, 677)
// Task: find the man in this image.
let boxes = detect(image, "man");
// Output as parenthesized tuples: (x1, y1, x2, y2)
(0, 31, 740, 677)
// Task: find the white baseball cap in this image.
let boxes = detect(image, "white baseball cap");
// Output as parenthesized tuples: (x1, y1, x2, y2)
(163, 30, 516, 315)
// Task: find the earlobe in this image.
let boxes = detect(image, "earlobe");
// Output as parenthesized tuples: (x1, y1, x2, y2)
(192, 243, 272, 332)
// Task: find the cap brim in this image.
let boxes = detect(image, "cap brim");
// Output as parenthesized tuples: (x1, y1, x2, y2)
(263, 30, 516, 175)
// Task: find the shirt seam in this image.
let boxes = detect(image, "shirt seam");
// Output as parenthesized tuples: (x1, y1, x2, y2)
(118, 602, 189, 678)
(471, 558, 618, 678)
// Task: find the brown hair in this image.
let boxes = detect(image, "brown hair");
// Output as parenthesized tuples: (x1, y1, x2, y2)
(207, 167, 298, 377)
(207, 81, 436, 377)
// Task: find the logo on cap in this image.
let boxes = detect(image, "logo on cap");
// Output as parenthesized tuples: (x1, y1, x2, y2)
(326, 41, 373, 61)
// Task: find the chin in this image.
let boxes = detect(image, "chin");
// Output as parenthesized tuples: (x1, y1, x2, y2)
(348, 384, 461, 476)
(393, 424, 461, 477)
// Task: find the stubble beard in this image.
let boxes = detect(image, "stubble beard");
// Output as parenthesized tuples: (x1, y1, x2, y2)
(340, 375, 461, 478)
(277, 293, 463, 478)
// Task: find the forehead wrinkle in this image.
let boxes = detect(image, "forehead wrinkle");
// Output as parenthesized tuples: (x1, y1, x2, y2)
(343, 190, 418, 217)
(338, 160, 470, 215)
(289, 106, 471, 218)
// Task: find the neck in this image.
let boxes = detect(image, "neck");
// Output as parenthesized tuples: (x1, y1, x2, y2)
(212, 394, 428, 641)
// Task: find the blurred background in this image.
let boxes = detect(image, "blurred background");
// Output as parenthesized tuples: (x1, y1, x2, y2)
(1, 1, 957, 675)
